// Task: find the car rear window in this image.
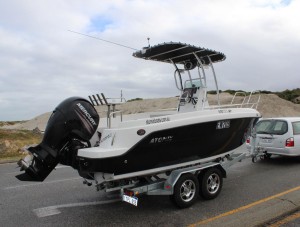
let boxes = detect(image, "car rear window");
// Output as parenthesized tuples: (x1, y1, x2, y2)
(255, 120, 288, 135)
(292, 121, 300, 135)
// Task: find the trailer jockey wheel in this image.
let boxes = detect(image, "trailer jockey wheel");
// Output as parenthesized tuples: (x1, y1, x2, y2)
(252, 156, 258, 163)
(199, 168, 223, 200)
(170, 173, 199, 208)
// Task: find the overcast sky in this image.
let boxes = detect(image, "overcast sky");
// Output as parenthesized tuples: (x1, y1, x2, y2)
(0, 0, 299, 120)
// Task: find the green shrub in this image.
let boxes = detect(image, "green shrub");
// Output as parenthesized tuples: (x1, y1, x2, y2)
(127, 98, 143, 102)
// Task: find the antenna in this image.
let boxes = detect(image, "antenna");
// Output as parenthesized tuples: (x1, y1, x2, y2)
(68, 30, 138, 51)
(147, 37, 150, 47)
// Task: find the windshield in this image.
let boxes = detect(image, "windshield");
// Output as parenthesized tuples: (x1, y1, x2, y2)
(255, 120, 288, 135)
(184, 78, 203, 89)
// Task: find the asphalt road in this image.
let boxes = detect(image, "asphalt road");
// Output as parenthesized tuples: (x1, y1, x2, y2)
(1, 147, 300, 227)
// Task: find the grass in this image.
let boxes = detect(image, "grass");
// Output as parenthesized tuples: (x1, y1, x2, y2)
(0, 153, 24, 163)
(0, 129, 42, 161)
(0, 121, 26, 127)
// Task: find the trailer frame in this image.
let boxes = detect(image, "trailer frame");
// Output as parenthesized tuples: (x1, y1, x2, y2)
(92, 151, 249, 208)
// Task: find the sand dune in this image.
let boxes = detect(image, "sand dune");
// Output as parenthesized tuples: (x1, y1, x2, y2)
(2, 93, 300, 131)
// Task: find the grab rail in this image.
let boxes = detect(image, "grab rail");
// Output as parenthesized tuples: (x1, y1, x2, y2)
(155, 108, 178, 112)
(207, 90, 261, 110)
(230, 92, 247, 107)
(108, 111, 123, 128)
(246, 90, 261, 109)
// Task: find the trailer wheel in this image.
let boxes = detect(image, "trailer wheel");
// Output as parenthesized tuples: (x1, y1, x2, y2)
(199, 168, 223, 200)
(170, 173, 199, 208)
(252, 156, 258, 163)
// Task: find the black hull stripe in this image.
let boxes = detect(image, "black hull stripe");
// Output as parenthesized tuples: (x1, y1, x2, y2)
(78, 117, 255, 175)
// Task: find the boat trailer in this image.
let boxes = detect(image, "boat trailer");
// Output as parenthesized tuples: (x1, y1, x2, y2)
(87, 151, 249, 208)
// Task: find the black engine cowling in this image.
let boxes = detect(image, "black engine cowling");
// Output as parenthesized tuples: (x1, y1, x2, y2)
(16, 97, 99, 181)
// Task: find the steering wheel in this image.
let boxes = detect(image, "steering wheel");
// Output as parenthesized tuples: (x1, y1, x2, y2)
(181, 91, 192, 103)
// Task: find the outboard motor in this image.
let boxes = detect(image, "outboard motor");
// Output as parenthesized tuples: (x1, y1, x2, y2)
(16, 97, 99, 181)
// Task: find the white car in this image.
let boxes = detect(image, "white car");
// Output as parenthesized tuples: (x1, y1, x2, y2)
(246, 117, 300, 157)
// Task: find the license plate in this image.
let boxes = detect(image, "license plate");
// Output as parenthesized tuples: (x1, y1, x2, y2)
(122, 195, 138, 206)
(261, 138, 272, 143)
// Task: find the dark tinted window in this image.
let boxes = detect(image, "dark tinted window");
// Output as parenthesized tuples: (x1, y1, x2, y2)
(255, 120, 288, 135)
(292, 122, 300, 135)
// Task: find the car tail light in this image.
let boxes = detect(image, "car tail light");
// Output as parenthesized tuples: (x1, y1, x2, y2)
(246, 137, 250, 144)
(286, 137, 294, 147)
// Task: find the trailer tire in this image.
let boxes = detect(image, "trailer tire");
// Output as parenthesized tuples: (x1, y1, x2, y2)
(170, 173, 199, 208)
(199, 168, 223, 200)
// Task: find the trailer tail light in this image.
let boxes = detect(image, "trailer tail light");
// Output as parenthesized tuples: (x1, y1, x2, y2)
(286, 137, 294, 147)
(124, 189, 134, 197)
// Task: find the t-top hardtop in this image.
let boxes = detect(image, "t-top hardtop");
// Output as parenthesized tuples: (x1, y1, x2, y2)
(133, 42, 226, 66)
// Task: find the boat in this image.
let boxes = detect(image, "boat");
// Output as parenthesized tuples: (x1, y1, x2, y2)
(16, 42, 261, 184)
